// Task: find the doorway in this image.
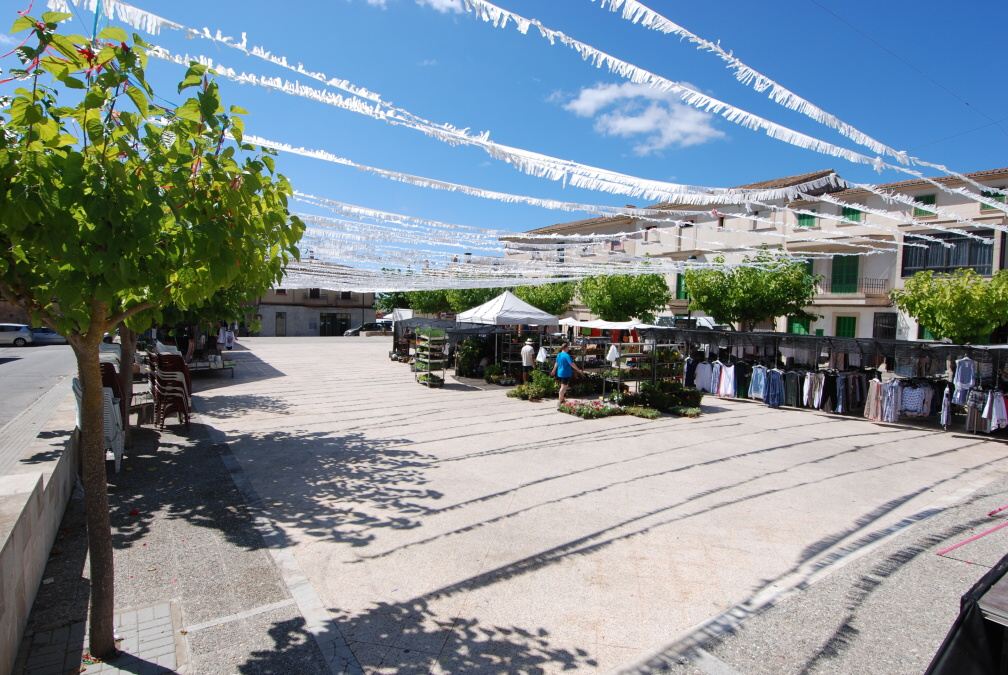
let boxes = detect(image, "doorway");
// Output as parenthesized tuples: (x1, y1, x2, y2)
(320, 312, 351, 336)
(275, 312, 286, 337)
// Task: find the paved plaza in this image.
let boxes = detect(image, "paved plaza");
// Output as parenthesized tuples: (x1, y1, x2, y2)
(16, 337, 1008, 673)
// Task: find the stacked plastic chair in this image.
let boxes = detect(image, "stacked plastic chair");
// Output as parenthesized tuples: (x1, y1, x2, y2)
(72, 377, 125, 472)
(148, 351, 191, 429)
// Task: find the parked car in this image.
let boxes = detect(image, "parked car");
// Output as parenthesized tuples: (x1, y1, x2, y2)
(344, 322, 391, 336)
(0, 323, 34, 346)
(31, 327, 68, 345)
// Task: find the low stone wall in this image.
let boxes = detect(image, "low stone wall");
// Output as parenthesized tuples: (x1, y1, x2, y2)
(0, 426, 78, 674)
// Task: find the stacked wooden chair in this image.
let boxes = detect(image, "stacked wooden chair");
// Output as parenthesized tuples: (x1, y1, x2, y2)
(147, 351, 192, 429)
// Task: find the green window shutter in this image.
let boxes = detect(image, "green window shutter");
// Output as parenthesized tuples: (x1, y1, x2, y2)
(788, 316, 810, 335)
(815, 328, 824, 337)
(797, 212, 816, 228)
(830, 255, 859, 293)
(981, 190, 1006, 211)
(675, 274, 689, 300)
(835, 316, 856, 338)
(841, 206, 861, 222)
(917, 324, 937, 340)
(913, 194, 936, 218)
(804, 259, 814, 277)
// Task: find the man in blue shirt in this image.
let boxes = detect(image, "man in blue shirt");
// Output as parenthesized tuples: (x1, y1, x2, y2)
(550, 341, 583, 404)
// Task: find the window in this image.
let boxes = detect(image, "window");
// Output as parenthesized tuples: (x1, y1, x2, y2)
(717, 216, 725, 230)
(873, 313, 897, 340)
(981, 188, 1006, 212)
(308, 288, 321, 299)
(913, 194, 936, 218)
(835, 316, 856, 338)
(797, 211, 817, 228)
(275, 288, 287, 296)
(556, 247, 565, 264)
(917, 325, 937, 341)
(830, 255, 859, 293)
(340, 291, 352, 301)
(788, 316, 811, 335)
(901, 229, 994, 277)
(841, 206, 862, 222)
(675, 274, 689, 300)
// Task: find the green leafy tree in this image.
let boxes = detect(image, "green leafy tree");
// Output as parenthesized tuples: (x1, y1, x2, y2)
(513, 282, 575, 316)
(445, 287, 502, 313)
(576, 274, 671, 322)
(0, 16, 302, 656)
(891, 269, 1008, 344)
(404, 290, 450, 315)
(684, 250, 817, 330)
(375, 291, 411, 314)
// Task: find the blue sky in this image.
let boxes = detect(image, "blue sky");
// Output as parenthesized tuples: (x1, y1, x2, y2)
(4, 0, 1008, 235)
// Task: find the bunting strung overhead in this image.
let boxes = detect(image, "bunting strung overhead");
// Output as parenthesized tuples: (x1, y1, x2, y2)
(590, 0, 1008, 201)
(50, 0, 1005, 217)
(452, 0, 1008, 216)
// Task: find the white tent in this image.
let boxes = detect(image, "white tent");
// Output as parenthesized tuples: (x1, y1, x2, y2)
(456, 291, 558, 325)
(558, 317, 656, 330)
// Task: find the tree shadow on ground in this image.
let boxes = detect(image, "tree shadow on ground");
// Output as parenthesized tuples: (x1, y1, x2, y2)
(235, 597, 597, 674)
(107, 423, 434, 551)
(18, 429, 74, 464)
(194, 394, 291, 419)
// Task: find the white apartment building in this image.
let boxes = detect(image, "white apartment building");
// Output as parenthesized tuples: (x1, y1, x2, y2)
(518, 167, 1008, 340)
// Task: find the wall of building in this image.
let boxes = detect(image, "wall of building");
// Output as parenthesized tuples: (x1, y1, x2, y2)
(256, 304, 376, 337)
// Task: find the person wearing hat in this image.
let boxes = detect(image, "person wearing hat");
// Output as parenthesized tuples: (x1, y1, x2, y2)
(520, 337, 536, 384)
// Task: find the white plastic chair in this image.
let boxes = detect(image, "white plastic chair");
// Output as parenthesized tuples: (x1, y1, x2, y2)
(72, 378, 125, 472)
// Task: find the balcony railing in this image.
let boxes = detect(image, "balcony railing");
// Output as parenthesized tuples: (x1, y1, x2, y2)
(816, 276, 890, 297)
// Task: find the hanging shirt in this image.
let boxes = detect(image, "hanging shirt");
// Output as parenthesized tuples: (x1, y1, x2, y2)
(940, 385, 952, 428)
(719, 364, 736, 398)
(694, 362, 712, 392)
(748, 365, 766, 400)
(953, 357, 976, 405)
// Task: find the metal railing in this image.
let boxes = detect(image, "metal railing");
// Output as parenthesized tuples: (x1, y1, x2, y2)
(816, 276, 890, 297)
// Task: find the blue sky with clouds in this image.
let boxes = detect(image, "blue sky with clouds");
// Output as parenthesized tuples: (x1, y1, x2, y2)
(4, 0, 1008, 234)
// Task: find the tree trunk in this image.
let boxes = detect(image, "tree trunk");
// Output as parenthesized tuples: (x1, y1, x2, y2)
(71, 337, 117, 658)
(116, 325, 137, 446)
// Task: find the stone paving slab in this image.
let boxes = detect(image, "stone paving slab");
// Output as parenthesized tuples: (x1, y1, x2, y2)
(195, 338, 1008, 673)
(15, 337, 1008, 674)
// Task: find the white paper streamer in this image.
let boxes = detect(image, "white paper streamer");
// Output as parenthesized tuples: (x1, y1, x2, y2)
(592, 0, 1008, 201)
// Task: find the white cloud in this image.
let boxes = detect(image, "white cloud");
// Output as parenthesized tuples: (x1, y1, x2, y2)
(417, 58, 438, 67)
(416, 0, 464, 13)
(365, 0, 388, 7)
(0, 34, 18, 46)
(562, 82, 723, 155)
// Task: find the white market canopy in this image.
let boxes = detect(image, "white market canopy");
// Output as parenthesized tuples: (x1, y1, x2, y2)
(558, 317, 656, 331)
(456, 291, 558, 326)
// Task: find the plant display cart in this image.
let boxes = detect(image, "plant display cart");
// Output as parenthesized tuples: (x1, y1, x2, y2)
(415, 329, 447, 387)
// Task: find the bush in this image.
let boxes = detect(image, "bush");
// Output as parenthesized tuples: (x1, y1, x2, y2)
(626, 381, 704, 413)
(455, 337, 484, 378)
(530, 370, 559, 397)
(509, 382, 550, 401)
(483, 363, 503, 384)
(623, 405, 660, 419)
(669, 406, 702, 418)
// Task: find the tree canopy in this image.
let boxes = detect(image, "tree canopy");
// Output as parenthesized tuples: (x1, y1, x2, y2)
(684, 251, 817, 330)
(513, 282, 575, 316)
(891, 269, 1008, 344)
(0, 14, 302, 656)
(404, 290, 451, 314)
(576, 274, 670, 323)
(445, 287, 502, 313)
(375, 291, 412, 314)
